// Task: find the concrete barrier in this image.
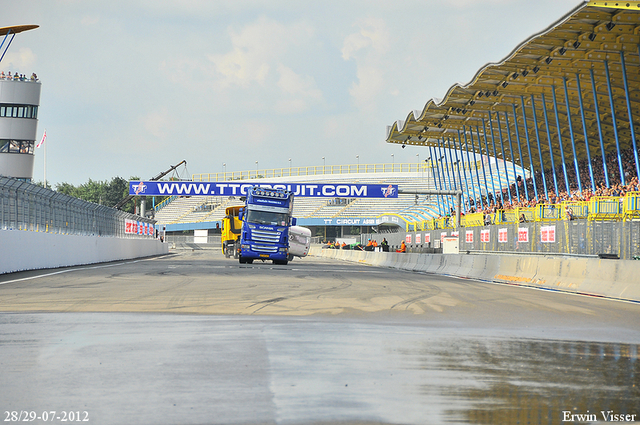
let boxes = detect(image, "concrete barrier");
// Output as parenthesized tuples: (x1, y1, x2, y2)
(310, 246, 640, 303)
(1, 230, 169, 275)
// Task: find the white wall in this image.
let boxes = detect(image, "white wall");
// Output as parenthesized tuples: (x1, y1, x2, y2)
(0, 230, 169, 274)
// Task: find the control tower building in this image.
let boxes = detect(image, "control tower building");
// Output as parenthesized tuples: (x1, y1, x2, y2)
(0, 25, 40, 181)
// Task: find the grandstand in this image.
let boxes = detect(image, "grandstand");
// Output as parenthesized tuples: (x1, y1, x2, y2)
(154, 160, 522, 234)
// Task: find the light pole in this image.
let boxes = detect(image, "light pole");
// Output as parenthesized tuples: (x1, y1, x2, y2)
(391, 154, 394, 172)
(288, 158, 292, 175)
(416, 153, 419, 172)
(255, 160, 258, 176)
(356, 155, 359, 172)
(322, 156, 325, 174)
(223, 162, 226, 180)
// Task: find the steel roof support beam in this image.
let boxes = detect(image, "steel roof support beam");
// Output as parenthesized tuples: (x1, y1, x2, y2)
(604, 60, 625, 186)
(520, 97, 540, 200)
(503, 111, 520, 201)
(487, 114, 505, 205)
(481, 119, 499, 206)
(428, 145, 444, 217)
(474, 126, 491, 207)
(435, 139, 452, 213)
(589, 68, 610, 189)
(541, 93, 560, 196)
(575, 73, 597, 193)
(530, 95, 549, 197)
(511, 104, 529, 200)
(0, 31, 15, 64)
(462, 128, 479, 209)
(621, 48, 640, 180)
(442, 138, 456, 213)
(495, 112, 513, 202)
(562, 78, 583, 194)
(457, 130, 472, 211)
(551, 86, 571, 195)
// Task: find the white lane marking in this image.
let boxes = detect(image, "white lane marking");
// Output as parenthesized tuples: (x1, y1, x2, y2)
(0, 258, 155, 286)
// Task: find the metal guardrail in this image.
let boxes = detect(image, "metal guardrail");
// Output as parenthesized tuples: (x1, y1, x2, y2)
(0, 176, 156, 238)
(405, 194, 639, 230)
(192, 162, 437, 182)
(362, 219, 640, 260)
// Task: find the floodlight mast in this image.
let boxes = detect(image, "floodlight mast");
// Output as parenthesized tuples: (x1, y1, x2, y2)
(398, 189, 463, 229)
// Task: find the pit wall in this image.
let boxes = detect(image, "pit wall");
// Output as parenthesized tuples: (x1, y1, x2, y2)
(309, 246, 640, 303)
(0, 230, 169, 275)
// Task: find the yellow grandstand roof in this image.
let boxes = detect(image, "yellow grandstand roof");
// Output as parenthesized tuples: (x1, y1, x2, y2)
(0, 25, 38, 37)
(386, 1, 640, 169)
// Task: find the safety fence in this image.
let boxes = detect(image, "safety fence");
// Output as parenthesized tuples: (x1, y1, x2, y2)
(412, 192, 640, 231)
(0, 176, 156, 238)
(362, 219, 640, 260)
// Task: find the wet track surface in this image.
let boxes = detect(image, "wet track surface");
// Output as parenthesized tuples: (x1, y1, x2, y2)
(0, 251, 639, 424)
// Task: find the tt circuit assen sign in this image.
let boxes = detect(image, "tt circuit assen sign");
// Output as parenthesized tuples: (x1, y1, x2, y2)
(129, 181, 398, 199)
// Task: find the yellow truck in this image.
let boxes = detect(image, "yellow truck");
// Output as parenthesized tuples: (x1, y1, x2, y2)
(221, 205, 243, 258)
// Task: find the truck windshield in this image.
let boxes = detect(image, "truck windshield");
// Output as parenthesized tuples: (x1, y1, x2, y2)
(245, 209, 289, 226)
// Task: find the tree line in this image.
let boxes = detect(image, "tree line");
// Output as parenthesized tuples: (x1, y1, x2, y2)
(51, 176, 164, 215)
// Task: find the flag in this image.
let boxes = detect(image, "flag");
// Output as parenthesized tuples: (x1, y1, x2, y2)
(36, 130, 46, 148)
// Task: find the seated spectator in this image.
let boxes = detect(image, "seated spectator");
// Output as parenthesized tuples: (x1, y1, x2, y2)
(381, 238, 389, 252)
(341, 242, 348, 249)
(565, 207, 574, 221)
(519, 214, 526, 223)
(364, 239, 374, 251)
(396, 240, 407, 253)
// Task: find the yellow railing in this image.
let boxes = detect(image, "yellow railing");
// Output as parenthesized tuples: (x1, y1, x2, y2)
(192, 162, 442, 182)
(623, 191, 640, 220)
(462, 212, 484, 227)
(588, 196, 622, 220)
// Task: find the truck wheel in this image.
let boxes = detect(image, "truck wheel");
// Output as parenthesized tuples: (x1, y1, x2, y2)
(239, 256, 246, 264)
(287, 254, 293, 261)
(246, 259, 254, 264)
(274, 260, 288, 265)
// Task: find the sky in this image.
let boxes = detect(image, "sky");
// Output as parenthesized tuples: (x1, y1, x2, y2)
(2, 0, 581, 186)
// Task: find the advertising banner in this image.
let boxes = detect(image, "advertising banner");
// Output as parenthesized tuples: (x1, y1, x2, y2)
(416, 233, 421, 244)
(406, 234, 412, 244)
(518, 227, 529, 242)
(129, 181, 399, 198)
(480, 229, 490, 243)
(498, 228, 508, 243)
(541, 225, 556, 243)
(465, 230, 474, 243)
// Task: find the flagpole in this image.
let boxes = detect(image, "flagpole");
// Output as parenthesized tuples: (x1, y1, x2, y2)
(44, 136, 46, 188)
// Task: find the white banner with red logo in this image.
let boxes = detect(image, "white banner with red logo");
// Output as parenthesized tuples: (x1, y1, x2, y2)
(480, 229, 490, 243)
(125, 219, 154, 236)
(541, 225, 556, 243)
(415, 233, 421, 244)
(518, 227, 529, 242)
(465, 230, 474, 243)
(498, 228, 508, 243)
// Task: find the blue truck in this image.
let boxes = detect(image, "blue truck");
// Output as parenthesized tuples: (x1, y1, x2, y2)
(238, 186, 296, 265)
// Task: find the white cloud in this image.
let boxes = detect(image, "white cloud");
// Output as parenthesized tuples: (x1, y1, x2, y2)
(208, 16, 314, 89)
(275, 64, 323, 114)
(3, 48, 37, 71)
(342, 17, 391, 111)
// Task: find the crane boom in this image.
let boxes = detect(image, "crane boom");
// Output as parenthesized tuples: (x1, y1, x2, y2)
(113, 160, 187, 210)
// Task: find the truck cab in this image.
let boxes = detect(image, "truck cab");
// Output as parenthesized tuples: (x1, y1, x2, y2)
(239, 187, 295, 265)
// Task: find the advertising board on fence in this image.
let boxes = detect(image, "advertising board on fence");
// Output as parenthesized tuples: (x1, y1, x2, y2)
(541, 225, 556, 243)
(466, 230, 474, 243)
(480, 229, 490, 243)
(498, 228, 508, 243)
(518, 227, 529, 242)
